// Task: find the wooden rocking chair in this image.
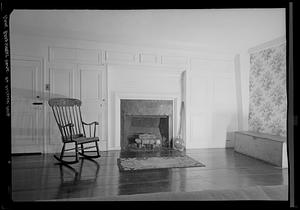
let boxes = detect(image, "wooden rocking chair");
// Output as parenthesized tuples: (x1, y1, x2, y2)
(48, 98, 101, 164)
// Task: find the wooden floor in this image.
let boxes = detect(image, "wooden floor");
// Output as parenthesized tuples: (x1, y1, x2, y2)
(11, 148, 288, 201)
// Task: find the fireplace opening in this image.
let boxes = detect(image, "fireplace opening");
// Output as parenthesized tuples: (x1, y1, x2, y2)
(121, 99, 173, 151)
(124, 115, 171, 150)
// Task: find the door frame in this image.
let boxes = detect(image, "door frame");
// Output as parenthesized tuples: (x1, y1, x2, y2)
(11, 55, 46, 153)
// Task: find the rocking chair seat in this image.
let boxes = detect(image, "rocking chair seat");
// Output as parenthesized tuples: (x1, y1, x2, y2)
(74, 136, 99, 144)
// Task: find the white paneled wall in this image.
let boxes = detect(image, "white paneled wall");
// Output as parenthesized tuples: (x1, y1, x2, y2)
(49, 63, 75, 98)
(105, 51, 137, 64)
(10, 33, 238, 152)
(188, 58, 238, 148)
(161, 55, 188, 66)
(139, 53, 158, 64)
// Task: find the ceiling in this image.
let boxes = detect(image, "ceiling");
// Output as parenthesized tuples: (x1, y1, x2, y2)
(10, 9, 286, 53)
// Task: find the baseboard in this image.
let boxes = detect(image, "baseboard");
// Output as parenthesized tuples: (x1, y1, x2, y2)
(12, 152, 42, 156)
(107, 146, 121, 151)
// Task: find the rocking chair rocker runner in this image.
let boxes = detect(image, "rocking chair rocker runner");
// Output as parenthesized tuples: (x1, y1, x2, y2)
(49, 98, 101, 164)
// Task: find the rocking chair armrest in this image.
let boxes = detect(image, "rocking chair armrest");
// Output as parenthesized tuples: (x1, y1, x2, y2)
(82, 121, 99, 126)
(59, 123, 75, 140)
(61, 123, 74, 128)
(82, 121, 98, 138)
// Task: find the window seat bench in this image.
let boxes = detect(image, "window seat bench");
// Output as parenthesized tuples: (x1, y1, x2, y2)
(234, 131, 288, 168)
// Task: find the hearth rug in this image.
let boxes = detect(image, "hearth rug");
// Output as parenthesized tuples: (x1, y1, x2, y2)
(117, 155, 205, 171)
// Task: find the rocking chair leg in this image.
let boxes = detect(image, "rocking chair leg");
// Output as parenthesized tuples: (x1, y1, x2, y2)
(78, 141, 100, 159)
(54, 142, 79, 165)
(75, 142, 79, 162)
(95, 141, 100, 157)
(81, 144, 84, 155)
(60, 143, 66, 159)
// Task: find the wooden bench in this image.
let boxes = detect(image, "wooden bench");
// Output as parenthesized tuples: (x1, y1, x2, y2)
(234, 131, 288, 168)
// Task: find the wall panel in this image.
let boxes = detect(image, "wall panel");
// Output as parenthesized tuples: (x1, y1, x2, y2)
(188, 58, 238, 148)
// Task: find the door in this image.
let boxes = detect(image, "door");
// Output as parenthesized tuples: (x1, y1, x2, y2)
(11, 59, 44, 154)
(47, 63, 76, 151)
(47, 63, 106, 152)
(77, 64, 106, 149)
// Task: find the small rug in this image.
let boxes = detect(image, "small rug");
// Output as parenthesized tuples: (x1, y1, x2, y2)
(117, 155, 205, 171)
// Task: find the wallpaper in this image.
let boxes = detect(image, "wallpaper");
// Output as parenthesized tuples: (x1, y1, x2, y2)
(249, 43, 287, 137)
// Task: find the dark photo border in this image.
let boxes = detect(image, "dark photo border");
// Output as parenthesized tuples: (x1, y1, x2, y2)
(1, 1, 296, 209)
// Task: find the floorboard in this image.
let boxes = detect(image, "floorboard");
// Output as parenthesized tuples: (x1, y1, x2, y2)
(11, 148, 288, 201)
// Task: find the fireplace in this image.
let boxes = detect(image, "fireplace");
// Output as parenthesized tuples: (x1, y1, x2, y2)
(121, 99, 173, 151)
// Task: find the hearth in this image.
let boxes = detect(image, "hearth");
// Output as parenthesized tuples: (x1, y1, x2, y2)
(121, 99, 173, 151)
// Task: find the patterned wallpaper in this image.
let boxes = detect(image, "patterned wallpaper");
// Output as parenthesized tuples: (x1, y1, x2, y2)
(249, 43, 287, 137)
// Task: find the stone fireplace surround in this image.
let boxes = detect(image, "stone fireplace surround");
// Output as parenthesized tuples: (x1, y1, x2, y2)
(121, 99, 173, 150)
(113, 92, 180, 150)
